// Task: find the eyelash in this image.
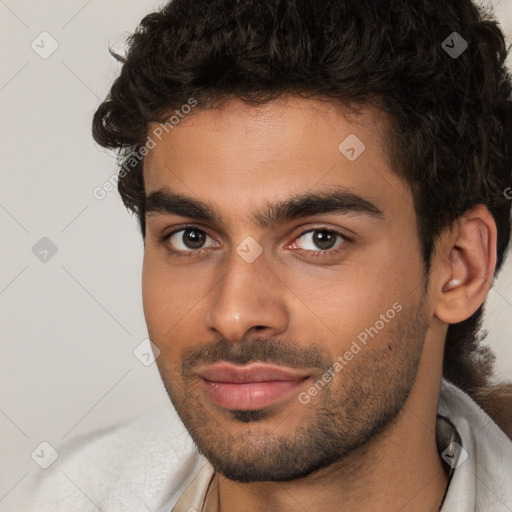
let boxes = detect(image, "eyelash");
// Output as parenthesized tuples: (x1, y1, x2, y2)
(158, 224, 351, 259)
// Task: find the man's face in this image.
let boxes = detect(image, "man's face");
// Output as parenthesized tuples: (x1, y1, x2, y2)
(142, 96, 431, 482)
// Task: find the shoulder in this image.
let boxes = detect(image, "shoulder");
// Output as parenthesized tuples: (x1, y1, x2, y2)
(439, 378, 512, 511)
(3, 407, 206, 512)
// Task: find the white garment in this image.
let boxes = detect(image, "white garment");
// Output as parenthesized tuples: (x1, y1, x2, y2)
(3, 379, 512, 511)
(437, 380, 512, 511)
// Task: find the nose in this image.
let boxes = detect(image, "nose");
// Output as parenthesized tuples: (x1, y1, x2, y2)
(203, 247, 289, 343)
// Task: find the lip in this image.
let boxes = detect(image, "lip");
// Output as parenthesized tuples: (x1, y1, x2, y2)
(195, 362, 311, 410)
(195, 362, 311, 383)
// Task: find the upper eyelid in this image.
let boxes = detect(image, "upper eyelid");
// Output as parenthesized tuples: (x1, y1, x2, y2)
(165, 225, 218, 249)
(164, 224, 350, 249)
(293, 227, 350, 239)
(164, 224, 349, 238)
(165, 224, 217, 242)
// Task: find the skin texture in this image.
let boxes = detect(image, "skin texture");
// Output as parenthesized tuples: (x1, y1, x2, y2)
(141, 96, 496, 512)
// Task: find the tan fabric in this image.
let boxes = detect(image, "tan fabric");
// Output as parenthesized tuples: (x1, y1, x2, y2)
(170, 462, 215, 512)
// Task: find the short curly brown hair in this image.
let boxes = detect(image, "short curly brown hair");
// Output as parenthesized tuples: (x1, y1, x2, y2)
(92, 0, 512, 405)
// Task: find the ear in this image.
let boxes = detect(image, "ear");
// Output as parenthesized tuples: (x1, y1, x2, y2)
(434, 204, 497, 324)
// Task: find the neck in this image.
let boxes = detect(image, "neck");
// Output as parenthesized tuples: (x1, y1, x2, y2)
(213, 363, 449, 512)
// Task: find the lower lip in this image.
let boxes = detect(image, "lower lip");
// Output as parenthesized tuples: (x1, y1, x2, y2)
(199, 378, 307, 410)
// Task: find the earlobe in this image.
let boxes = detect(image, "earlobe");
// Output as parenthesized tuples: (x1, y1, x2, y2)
(434, 205, 497, 324)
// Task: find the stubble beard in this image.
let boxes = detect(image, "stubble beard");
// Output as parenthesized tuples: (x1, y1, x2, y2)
(157, 297, 429, 483)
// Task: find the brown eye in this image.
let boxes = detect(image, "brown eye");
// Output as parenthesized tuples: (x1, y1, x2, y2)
(311, 230, 338, 250)
(167, 228, 216, 252)
(182, 228, 206, 249)
(292, 228, 346, 253)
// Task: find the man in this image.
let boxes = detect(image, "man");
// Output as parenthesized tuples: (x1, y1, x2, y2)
(12, 0, 512, 511)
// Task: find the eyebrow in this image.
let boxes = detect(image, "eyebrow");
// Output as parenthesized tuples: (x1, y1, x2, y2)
(145, 185, 384, 228)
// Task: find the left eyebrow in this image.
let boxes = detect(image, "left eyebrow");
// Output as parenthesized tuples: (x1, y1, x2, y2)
(145, 185, 384, 228)
(254, 186, 384, 227)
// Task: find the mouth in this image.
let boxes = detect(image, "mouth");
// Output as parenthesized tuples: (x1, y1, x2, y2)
(194, 362, 311, 410)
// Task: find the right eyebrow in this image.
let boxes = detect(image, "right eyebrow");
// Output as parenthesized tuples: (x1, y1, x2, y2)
(145, 187, 223, 225)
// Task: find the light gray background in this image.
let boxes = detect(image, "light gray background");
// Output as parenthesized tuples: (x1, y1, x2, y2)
(1, 0, 512, 504)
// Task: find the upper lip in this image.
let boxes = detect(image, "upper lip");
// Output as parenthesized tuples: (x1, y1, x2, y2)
(194, 362, 311, 383)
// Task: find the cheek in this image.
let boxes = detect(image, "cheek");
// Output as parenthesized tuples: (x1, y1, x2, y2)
(142, 255, 164, 329)
(141, 251, 208, 349)
(141, 253, 185, 346)
(280, 259, 412, 355)
(142, 263, 182, 375)
(283, 264, 385, 319)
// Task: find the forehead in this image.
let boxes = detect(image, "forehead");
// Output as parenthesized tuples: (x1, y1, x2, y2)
(143, 96, 412, 222)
